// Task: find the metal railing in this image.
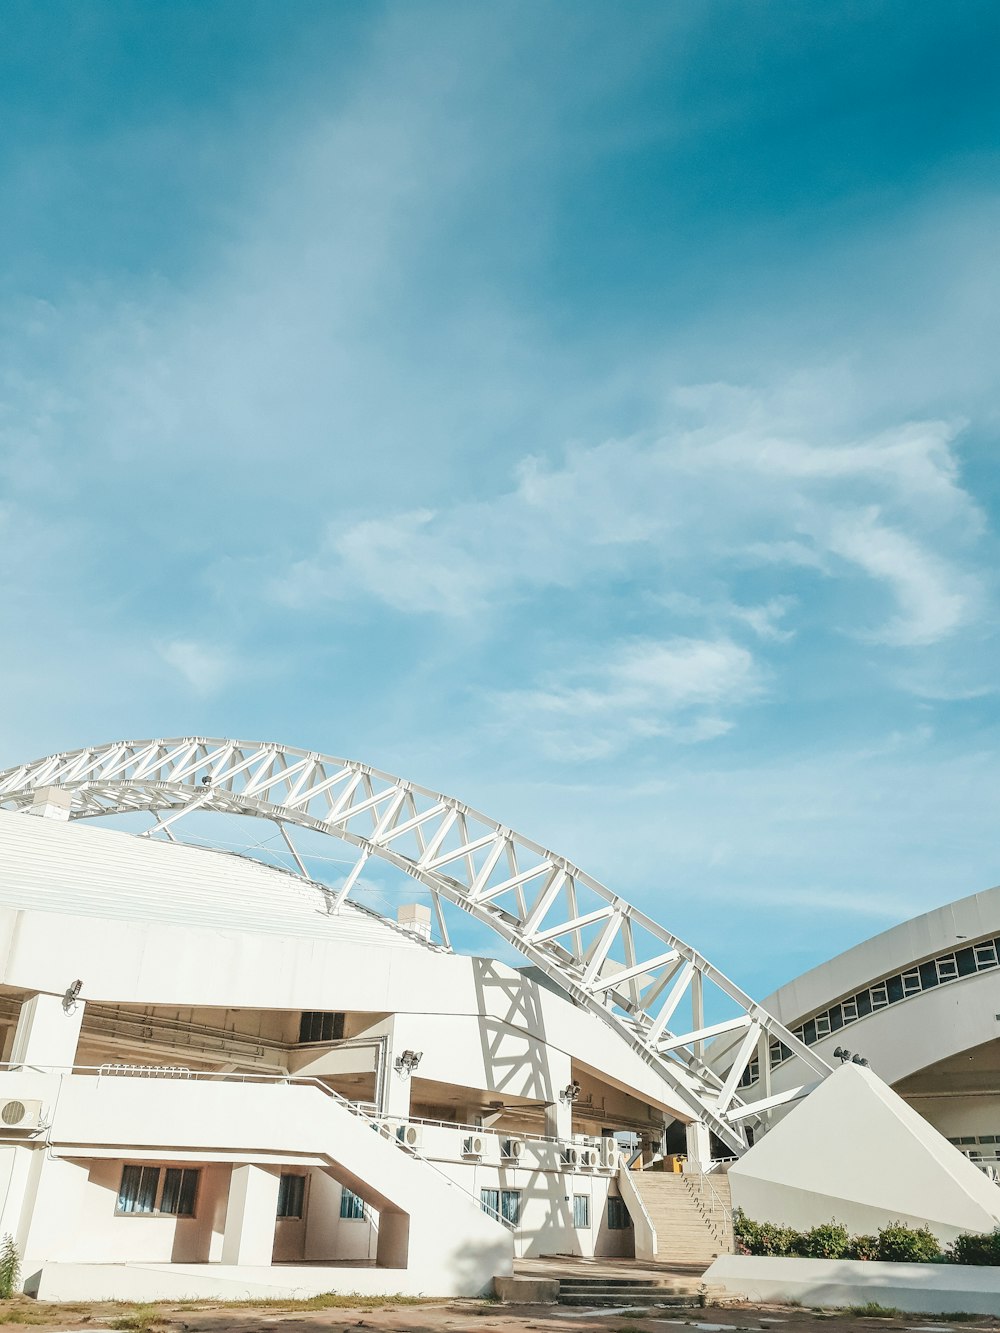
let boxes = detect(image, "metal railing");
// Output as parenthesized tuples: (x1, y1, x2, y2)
(682, 1169, 733, 1245)
(0, 1062, 516, 1232)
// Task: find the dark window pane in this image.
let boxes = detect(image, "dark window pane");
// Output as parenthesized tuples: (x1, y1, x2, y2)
(177, 1169, 198, 1217)
(118, 1165, 144, 1214)
(501, 1190, 520, 1226)
(161, 1168, 181, 1215)
(918, 961, 938, 989)
(856, 991, 872, 1018)
(957, 947, 976, 977)
(802, 1020, 816, 1046)
(829, 1006, 843, 1031)
(278, 1174, 305, 1218)
(480, 1189, 500, 1220)
(340, 1187, 364, 1220)
(886, 974, 904, 1004)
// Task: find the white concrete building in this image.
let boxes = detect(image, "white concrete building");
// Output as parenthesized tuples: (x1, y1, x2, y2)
(0, 736, 995, 1300)
(723, 885, 1000, 1167)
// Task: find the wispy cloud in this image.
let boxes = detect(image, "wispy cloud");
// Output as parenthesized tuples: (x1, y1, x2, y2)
(270, 406, 984, 656)
(488, 636, 761, 760)
(156, 639, 231, 694)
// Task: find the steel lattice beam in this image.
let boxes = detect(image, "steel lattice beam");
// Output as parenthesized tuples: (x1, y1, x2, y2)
(0, 737, 832, 1154)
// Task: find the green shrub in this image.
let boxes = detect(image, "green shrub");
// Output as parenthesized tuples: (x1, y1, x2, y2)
(949, 1228, 1000, 1267)
(0, 1235, 20, 1300)
(733, 1209, 802, 1257)
(800, 1222, 850, 1259)
(876, 1222, 941, 1264)
(847, 1233, 879, 1261)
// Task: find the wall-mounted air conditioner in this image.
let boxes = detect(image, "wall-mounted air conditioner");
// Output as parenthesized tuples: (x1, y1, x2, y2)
(0, 1099, 42, 1130)
(396, 1123, 422, 1148)
(580, 1148, 598, 1168)
(561, 1145, 579, 1168)
(502, 1137, 524, 1160)
(462, 1135, 485, 1157)
(601, 1141, 620, 1169)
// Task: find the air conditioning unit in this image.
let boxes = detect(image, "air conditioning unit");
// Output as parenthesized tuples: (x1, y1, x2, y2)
(0, 1099, 42, 1130)
(396, 1123, 422, 1148)
(601, 1141, 620, 1169)
(561, 1145, 579, 1168)
(580, 1148, 598, 1168)
(502, 1137, 524, 1160)
(462, 1135, 484, 1157)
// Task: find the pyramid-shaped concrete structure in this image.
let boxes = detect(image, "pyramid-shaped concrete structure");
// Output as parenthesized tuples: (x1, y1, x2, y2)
(729, 1063, 1000, 1242)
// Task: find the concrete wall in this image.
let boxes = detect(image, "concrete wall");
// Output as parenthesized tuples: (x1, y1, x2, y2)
(705, 1254, 1000, 1316)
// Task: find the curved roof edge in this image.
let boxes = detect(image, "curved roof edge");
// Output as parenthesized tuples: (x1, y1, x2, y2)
(765, 882, 1000, 1027)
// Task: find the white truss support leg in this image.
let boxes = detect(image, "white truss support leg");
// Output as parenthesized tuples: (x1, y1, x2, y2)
(277, 822, 309, 879)
(330, 848, 371, 913)
(715, 1022, 762, 1116)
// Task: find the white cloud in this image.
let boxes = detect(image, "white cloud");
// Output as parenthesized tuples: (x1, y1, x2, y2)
(270, 406, 984, 654)
(157, 639, 231, 694)
(488, 636, 760, 760)
(825, 508, 973, 646)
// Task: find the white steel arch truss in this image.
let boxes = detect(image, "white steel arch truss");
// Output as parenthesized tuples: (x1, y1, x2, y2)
(0, 737, 831, 1154)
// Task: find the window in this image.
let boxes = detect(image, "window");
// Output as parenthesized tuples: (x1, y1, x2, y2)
(340, 1187, 365, 1220)
(902, 969, 921, 996)
(299, 1011, 345, 1044)
(573, 1194, 590, 1228)
(277, 1173, 306, 1219)
(501, 1190, 521, 1227)
(869, 983, 889, 1011)
(607, 1195, 630, 1230)
(936, 956, 958, 983)
(976, 942, 998, 969)
(840, 997, 858, 1023)
(117, 1165, 200, 1217)
(480, 1188, 500, 1220)
(814, 1014, 831, 1037)
(117, 1165, 160, 1215)
(160, 1168, 199, 1217)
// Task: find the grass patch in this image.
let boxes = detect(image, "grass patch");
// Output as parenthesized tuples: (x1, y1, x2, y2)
(846, 1303, 905, 1318)
(215, 1292, 437, 1311)
(109, 1305, 163, 1332)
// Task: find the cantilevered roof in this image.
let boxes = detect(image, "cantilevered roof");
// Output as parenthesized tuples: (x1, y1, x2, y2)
(0, 810, 432, 949)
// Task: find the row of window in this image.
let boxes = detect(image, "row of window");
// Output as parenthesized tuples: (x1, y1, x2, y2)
(119, 1168, 628, 1233)
(947, 1134, 1000, 1161)
(117, 1166, 361, 1223)
(118, 1166, 200, 1217)
(479, 1190, 630, 1231)
(298, 1010, 345, 1044)
(740, 933, 1000, 1088)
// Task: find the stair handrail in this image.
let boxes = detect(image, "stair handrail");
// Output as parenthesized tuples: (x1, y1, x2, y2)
(682, 1167, 732, 1243)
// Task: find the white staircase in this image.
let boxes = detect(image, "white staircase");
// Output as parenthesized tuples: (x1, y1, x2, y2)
(628, 1170, 733, 1265)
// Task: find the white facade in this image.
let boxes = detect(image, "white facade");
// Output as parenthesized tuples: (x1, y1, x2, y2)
(721, 885, 1000, 1168)
(0, 809, 651, 1298)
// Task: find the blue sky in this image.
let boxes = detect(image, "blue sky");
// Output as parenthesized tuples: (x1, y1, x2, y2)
(2, 2, 1000, 996)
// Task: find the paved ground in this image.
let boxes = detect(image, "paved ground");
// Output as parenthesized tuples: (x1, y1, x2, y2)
(0, 1297, 998, 1333)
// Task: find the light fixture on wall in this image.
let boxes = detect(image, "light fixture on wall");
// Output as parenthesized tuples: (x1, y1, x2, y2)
(62, 980, 83, 1014)
(394, 1049, 423, 1077)
(559, 1080, 581, 1104)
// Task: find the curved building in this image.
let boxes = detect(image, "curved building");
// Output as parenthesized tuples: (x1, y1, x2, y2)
(730, 887, 1000, 1169)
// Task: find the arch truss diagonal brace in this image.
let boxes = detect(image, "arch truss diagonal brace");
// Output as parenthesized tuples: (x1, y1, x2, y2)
(0, 737, 833, 1155)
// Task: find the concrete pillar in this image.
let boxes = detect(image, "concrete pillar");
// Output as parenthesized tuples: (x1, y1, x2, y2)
(545, 1051, 574, 1140)
(10, 994, 84, 1069)
(685, 1119, 712, 1171)
(382, 1020, 414, 1120)
(221, 1165, 281, 1266)
(375, 1208, 409, 1269)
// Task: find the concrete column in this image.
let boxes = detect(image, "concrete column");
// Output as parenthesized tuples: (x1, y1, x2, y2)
(10, 994, 84, 1069)
(382, 1020, 414, 1120)
(685, 1119, 712, 1170)
(221, 1165, 281, 1266)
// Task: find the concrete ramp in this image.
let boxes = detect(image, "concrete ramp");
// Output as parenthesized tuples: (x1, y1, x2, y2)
(729, 1063, 1000, 1243)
